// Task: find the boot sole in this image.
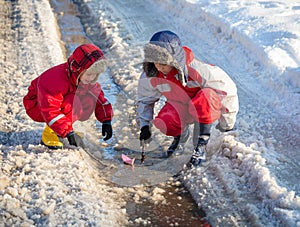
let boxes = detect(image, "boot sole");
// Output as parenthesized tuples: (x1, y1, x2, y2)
(41, 140, 63, 150)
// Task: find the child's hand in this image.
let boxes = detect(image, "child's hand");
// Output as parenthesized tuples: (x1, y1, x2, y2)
(139, 125, 151, 143)
(102, 121, 113, 141)
(67, 131, 85, 148)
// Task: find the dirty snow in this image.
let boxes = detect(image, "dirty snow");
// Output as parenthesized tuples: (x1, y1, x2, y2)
(0, 0, 299, 226)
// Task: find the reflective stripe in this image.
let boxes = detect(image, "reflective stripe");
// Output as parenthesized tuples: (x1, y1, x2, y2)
(48, 114, 65, 126)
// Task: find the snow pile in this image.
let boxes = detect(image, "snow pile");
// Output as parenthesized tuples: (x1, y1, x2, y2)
(166, 0, 300, 90)
(182, 131, 300, 226)
(0, 145, 128, 226)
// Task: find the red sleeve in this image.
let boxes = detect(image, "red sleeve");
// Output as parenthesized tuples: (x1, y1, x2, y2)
(90, 83, 114, 123)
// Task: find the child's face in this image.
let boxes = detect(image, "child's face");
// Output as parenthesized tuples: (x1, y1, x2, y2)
(154, 63, 174, 75)
(79, 71, 98, 84)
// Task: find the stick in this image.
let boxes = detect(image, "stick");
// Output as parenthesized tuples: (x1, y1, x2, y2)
(141, 140, 146, 164)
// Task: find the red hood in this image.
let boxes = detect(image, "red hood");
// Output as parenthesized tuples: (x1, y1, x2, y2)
(183, 46, 194, 65)
(67, 44, 106, 84)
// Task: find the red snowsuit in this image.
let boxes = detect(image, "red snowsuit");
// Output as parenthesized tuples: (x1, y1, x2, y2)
(150, 58, 222, 136)
(23, 44, 113, 138)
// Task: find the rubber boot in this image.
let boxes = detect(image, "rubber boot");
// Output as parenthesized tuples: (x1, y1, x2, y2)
(41, 125, 63, 149)
(190, 135, 209, 166)
(189, 123, 212, 166)
(167, 135, 181, 157)
(167, 126, 190, 157)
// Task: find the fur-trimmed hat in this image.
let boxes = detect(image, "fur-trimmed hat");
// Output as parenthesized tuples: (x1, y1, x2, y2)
(86, 59, 107, 74)
(143, 30, 187, 85)
(67, 43, 107, 83)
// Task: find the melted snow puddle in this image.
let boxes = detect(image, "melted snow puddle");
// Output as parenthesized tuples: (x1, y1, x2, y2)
(126, 180, 209, 226)
(50, 0, 210, 225)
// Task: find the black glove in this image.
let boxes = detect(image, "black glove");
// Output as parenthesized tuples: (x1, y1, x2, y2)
(67, 131, 85, 148)
(102, 121, 112, 141)
(139, 125, 151, 142)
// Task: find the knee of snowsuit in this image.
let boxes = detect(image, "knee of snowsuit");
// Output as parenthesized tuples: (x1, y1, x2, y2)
(153, 102, 188, 137)
(153, 88, 222, 136)
(24, 100, 45, 123)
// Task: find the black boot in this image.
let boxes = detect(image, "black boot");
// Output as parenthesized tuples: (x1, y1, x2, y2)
(190, 135, 209, 166)
(189, 123, 211, 166)
(166, 126, 190, 157)
(167, 135, 180, 157)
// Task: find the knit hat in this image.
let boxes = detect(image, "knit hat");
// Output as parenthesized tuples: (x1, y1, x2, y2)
(67, 43, 107, 83)
(143, 30, 187, 85)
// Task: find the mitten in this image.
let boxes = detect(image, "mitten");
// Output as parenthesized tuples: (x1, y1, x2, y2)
(67, 131, 85, 148)
(139, 125, 151, 141)
(102, 121, 113, 141)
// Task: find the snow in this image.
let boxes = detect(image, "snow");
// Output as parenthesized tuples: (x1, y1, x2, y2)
(0, 0, 299, 226)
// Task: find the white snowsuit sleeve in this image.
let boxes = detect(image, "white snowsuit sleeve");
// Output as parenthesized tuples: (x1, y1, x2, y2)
(136, 72, 161, 128)
(190, 60, 239, 130)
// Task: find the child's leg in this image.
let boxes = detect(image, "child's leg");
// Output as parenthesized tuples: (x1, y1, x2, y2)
(23, 99, 45, 122)
(153, 102, 189, 137)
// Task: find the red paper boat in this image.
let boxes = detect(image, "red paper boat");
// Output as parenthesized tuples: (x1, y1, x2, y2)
(122, 154, 135, 166)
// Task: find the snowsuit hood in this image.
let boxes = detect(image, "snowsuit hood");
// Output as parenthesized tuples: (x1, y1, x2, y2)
(67, 44, 107, 84)
(143, 30, 187, 85)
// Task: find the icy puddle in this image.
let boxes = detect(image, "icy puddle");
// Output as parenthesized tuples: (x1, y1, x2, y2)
(125, 179, 210, 226)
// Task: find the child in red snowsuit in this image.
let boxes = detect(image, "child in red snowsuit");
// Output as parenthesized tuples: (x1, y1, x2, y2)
(136, 31, 239, 166)
(23, 44, 113, 149)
